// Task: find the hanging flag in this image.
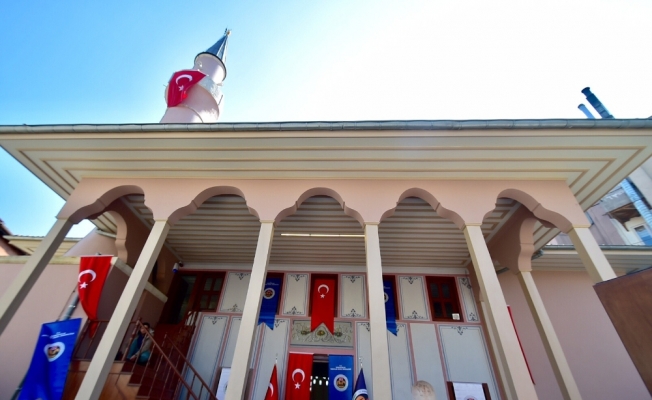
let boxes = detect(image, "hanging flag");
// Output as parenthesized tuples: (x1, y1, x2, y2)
(383, 279, 398, 335)
(264, 364, 279, 400)
(19, 318, 82, 400)
(285, 352, 313, 400)
(258, 276, 282, 330)
(328, 355, 354, 400)
(78, 255, 113, 336)
(311, 277, 336, 333)
(352, 368, 369, 400)
(166, 69, 207, 107)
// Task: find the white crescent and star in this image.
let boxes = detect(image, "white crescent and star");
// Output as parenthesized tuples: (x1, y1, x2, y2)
(175, 74, 193, 91)
(78, 270, 97, 289)
(268, 383, 274, 395)
(292, 368, 305, 389)
(317, 284, 330, 298)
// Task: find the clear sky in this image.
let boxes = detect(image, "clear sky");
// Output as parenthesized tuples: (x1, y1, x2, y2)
(1, 0, 651, 237)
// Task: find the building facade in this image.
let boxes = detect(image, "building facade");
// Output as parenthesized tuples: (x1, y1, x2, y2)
(1, 31, 652, 400)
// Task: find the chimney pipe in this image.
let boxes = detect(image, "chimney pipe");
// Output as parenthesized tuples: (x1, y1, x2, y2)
(581, 87, 614, 119)
(577, 104, 596, 119)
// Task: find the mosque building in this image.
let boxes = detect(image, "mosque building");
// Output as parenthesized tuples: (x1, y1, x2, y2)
(1, 30, 652, 400)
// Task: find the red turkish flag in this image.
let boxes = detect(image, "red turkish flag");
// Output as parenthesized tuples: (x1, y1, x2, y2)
(78, 256, 113, 336)
(166, 69, 206, 107)
(285, 353, 313, 400)
(264, 364, 279, 400)
(311, 277, 336, 333)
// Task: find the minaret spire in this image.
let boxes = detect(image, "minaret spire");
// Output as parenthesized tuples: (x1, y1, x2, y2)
(198, 28, 231, 67)
(160, 29, 231, 124)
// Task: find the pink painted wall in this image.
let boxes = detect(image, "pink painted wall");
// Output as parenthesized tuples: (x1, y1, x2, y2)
(499, 270, 650, 400)
(0, 263, 80, 399)
(64, 230, 117, 257)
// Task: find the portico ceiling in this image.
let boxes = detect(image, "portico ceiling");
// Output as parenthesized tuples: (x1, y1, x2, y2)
(122, 194, 519, 268)
(2, 119, 651, 257)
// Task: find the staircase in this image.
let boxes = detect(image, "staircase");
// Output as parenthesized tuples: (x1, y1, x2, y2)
(63, 314, 214, 400)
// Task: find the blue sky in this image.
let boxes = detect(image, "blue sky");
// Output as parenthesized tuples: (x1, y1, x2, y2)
(1, 0, 651, 237)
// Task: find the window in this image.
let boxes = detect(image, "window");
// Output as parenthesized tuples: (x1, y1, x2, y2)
(634, 225, 652, 246)
(426, 276, 462, 321)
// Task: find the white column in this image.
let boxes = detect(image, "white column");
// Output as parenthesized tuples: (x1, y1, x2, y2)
(463, 225, 538, 400)
(225, 221, 274, 400)
(0, 218, 73, 335)
(567, 227, 617, 283)
(480, 298, 514, 400)
(75, 220, 170, 400)
(364, 223, 392, 400)
(517, 271, 582, 400)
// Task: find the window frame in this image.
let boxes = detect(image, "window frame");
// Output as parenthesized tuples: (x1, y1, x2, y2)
(425, 276, 463, 322)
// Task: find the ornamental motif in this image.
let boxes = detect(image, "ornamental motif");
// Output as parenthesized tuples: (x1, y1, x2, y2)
(468, 312, 479, 322)
(405, 310, 426, 320)
(205, 316, 221, 325)
(459, 277, 472, 289)
(360, 322, 371, 332)
(343, 308, 363, 318)
(290, 321, 353, 348)
(401, 276, 418, 285)
(225, 304, 242, 312)
(274, 319, 286, 329)
(342, 275, 360, 283)
(455, 326, 468, 336)
(289, 274, 307, 282)
(285, 306, 302, 315)
(234, 272, 250, 280)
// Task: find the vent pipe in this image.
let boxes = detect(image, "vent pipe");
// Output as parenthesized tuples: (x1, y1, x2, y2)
(577, 104, 596, 119)
(581, 87, 614, 119)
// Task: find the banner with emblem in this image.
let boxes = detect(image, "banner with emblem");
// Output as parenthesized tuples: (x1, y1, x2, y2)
(19, 318, 82, 400)
(328, 354, 353, 400)
(311, 277, 336, 333)
(258, 276, 282, 330)
(286, 352, 313, 400)
(384, 278, 398, 335)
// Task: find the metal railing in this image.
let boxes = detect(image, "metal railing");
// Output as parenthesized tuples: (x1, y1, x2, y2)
(122, 320, 217, 400)
(69, 312, 210, 399)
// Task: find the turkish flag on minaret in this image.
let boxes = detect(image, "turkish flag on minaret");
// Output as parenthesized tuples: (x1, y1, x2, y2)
(78, 256, 113, 336)
(285, 353, 313, 400)
(311, 277, 336, 333)
(264, 364, 279, 400)
(166, 69, 206, 107)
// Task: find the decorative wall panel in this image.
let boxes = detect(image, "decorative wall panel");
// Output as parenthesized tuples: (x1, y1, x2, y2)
(252, 319, 290, 400)
(340, 275, 366, 318)
(355, 322, 374, 399)
(185, 314, 228, 399)
(220, 317, 260, 368)
(458, 277, 480, 322)
(219, 272, 251, 313)
(398, 276, 430, 320)
(439, 325, 499, 400)
(290, 320, 353, 348)
(388, 323, 414, 399)
(410, 323, 448, 400)
(282, 273, 308, 316)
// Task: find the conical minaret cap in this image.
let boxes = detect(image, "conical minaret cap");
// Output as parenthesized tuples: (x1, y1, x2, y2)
(197, 28, 230, 65)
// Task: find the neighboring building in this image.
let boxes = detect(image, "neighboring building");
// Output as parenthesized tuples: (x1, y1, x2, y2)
(1, 30, 652, 400)
(0, 219, 26, 256)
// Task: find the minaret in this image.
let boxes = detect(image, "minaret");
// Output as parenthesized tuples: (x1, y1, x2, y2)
(160, 29, 230, 123)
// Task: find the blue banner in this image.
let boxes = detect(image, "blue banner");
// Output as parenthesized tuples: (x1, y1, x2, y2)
(328, 354, 353, 400)
(19, 318, 82, 400)
(384, 278, 398, 335)
(258, 276, 282, 330)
